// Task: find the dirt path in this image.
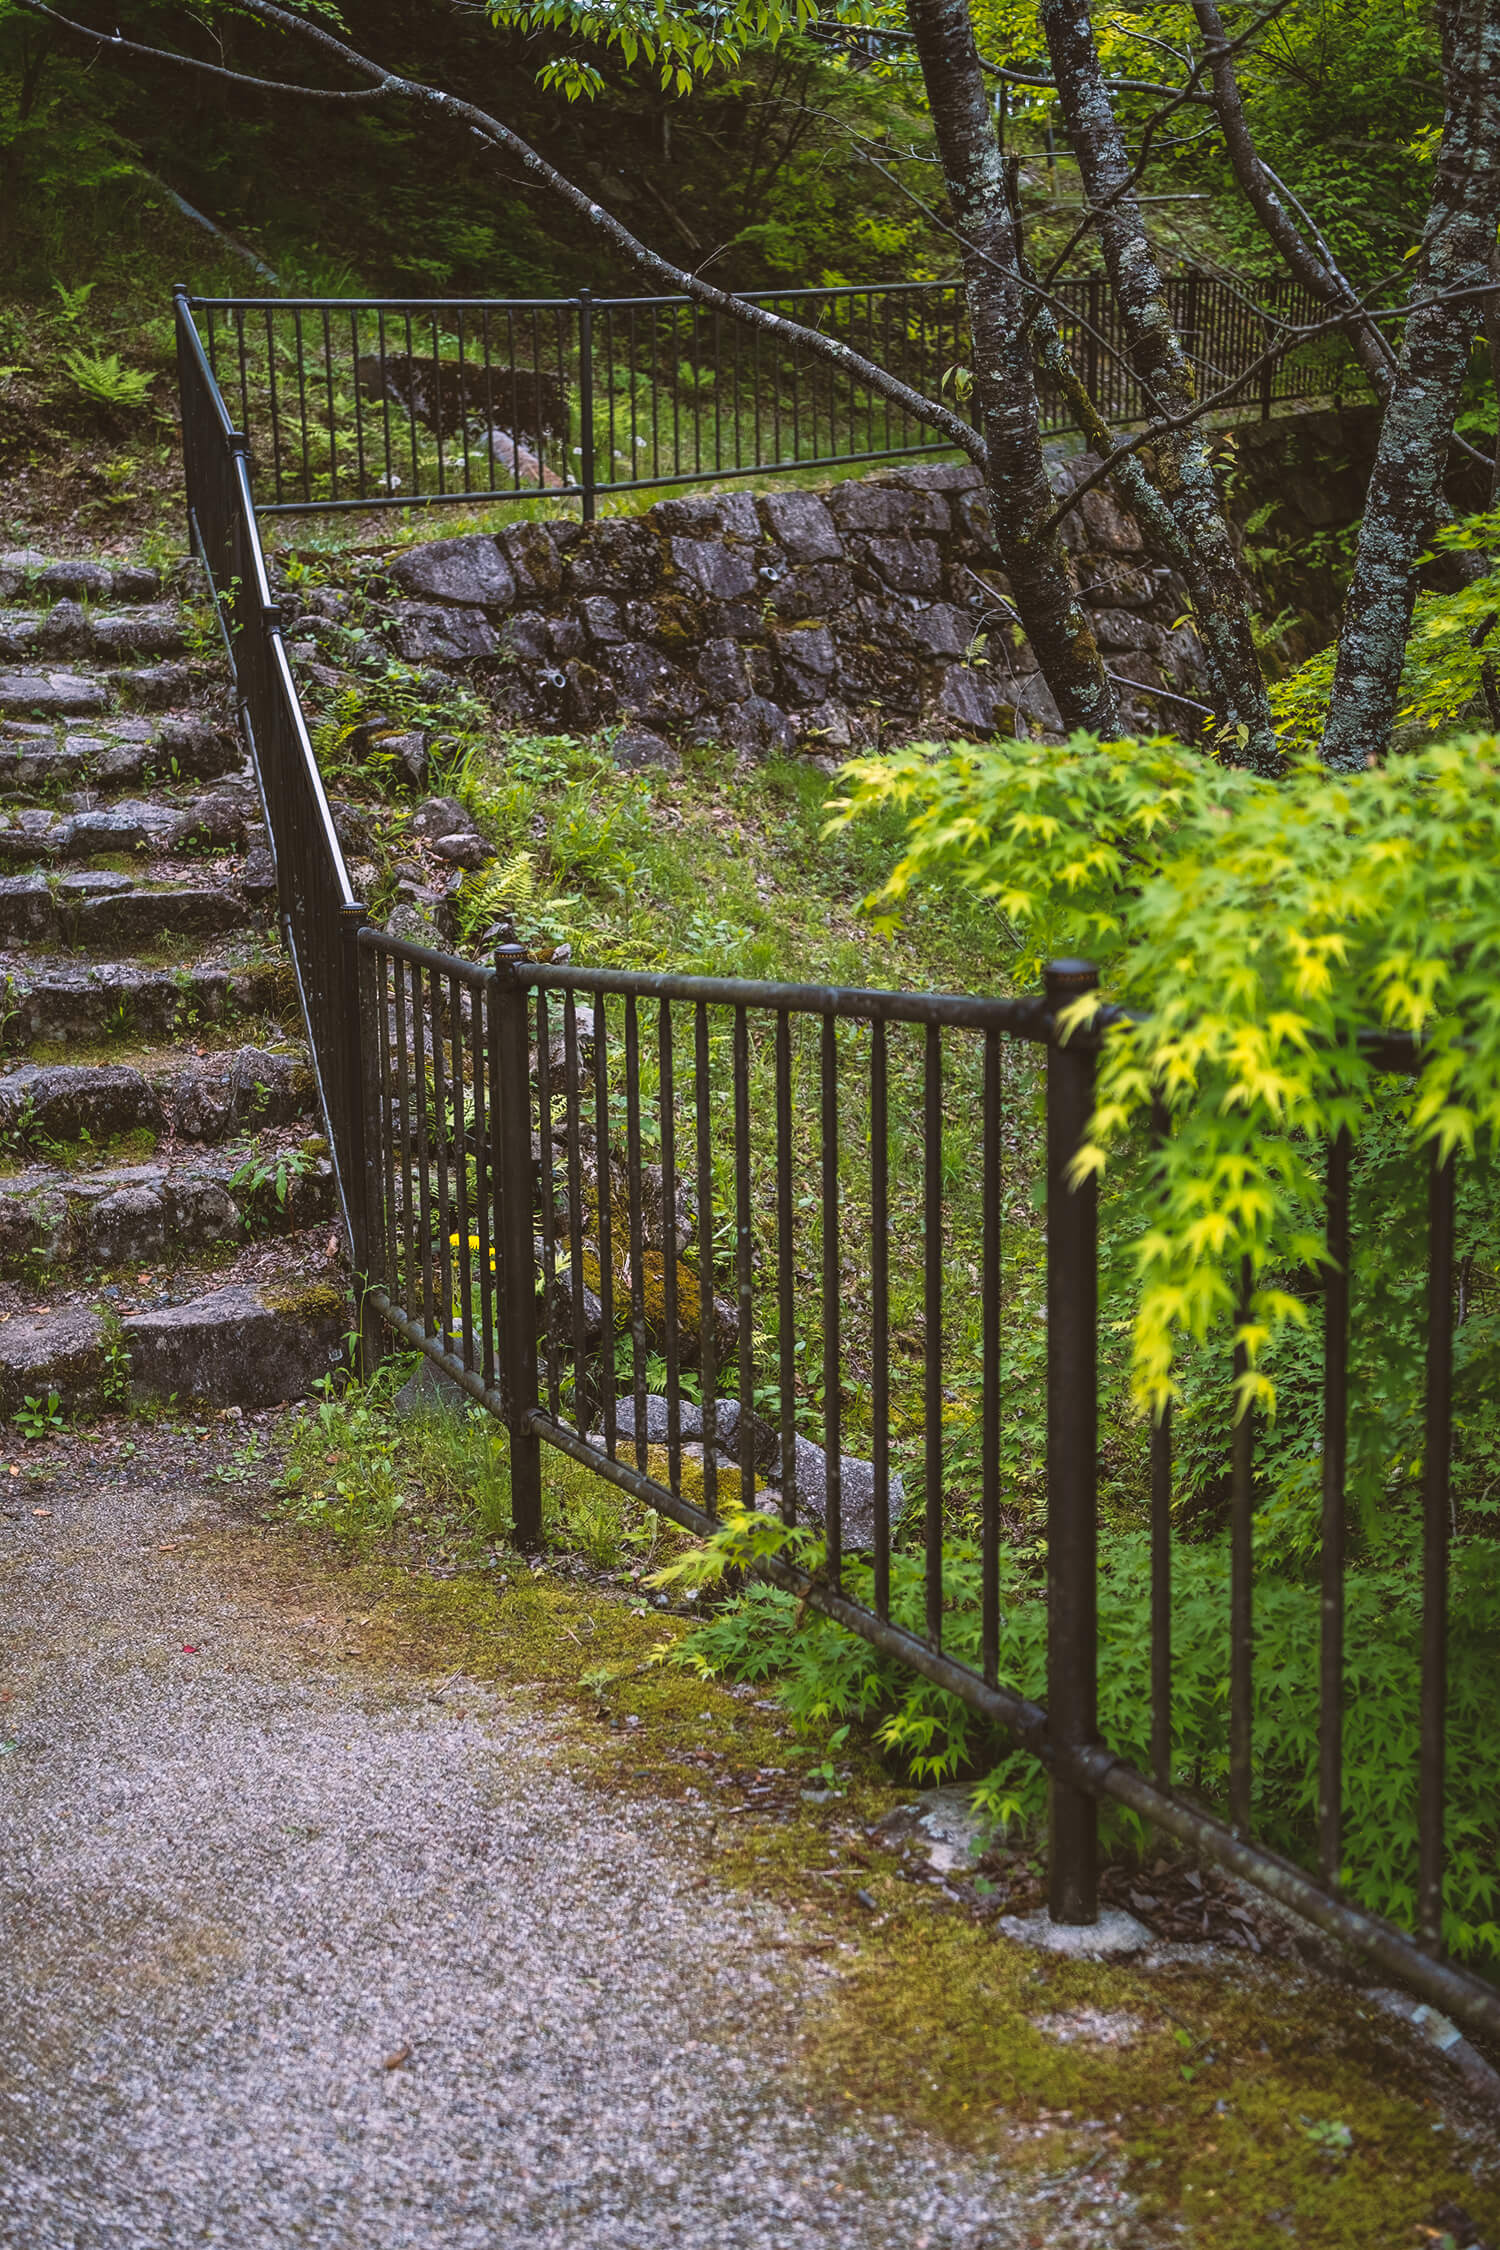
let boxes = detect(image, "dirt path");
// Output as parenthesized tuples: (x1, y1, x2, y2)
(0, 1431, 1132, 2250)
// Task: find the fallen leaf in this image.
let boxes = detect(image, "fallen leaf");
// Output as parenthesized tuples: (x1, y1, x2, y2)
(31, 1507, 51, 1518)
(181, 1644, 199, 1654)
(382, 2044, 412, 2071)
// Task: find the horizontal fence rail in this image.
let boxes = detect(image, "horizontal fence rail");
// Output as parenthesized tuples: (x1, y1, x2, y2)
(174, 291, 1500, 2050)
(186, 272, 1352, 518)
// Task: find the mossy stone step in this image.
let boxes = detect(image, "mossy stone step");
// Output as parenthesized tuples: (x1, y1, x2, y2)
(0, 1048, 316, 1148)
(0, 875, 260, 948)
(0, 603, 186, 664)
(0, 1146, 335, 1275)
(0, 1277, 348, 1414)
(0, 958, 295, 1048)
(0, 715, 240, 791)
(0, 788, 251, 862)
(0, 555, 162, 604)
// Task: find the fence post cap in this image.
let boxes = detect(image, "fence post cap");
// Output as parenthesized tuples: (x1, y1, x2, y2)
(1044, 958, 1099, 995)
(494, 940, 528, 974)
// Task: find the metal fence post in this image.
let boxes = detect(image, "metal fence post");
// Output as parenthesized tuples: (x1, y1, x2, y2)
(340, 901, 385, 1382)
(1045, 958, 1100, 1925)
(492, 943, 544, 1548)
(578, 289, 597, 524)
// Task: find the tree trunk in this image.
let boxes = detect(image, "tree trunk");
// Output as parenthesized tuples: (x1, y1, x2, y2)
(1038, 0, 1276, 770)
(1191, 0, 1396, 403)
(907, 0, 1119, 736)
(1322, 0, 1500, 771)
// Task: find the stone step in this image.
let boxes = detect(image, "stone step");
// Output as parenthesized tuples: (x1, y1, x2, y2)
(0, 603, 186, 664)
(0, 1143, 336, 1277)
(0, 873, 263, 949)
(0, 715, 241, 792)
(0, 955, 292, 1048)
(0, 786, 252, 862)
(0, 553, 162, 605)
(0, 1047, 317, 1149)
(0, 663, 198, 718)
(0, 1273, 348, 1415)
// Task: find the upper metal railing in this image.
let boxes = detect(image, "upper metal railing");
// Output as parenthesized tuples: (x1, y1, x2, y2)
(175, 290, 1499, 2049)
(186, 271, 1350, 518)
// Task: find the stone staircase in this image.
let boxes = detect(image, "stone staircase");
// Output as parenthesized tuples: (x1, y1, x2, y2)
(0, 550, 351, 1420)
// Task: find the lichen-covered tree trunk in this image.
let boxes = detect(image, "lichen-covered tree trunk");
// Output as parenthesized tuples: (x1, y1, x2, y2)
(907, 0, 1119, 736)
(1322, 0, 1500, 771)
(1037, 0, 1276, 770)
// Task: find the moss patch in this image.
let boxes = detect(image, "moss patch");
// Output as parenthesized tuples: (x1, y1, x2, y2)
(798, 1913, 1500, 2246)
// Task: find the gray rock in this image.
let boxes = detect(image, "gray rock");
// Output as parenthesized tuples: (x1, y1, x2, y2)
(499, 612, 552, 665)
(36, 560, 109, 601)
(563, 520, 662, 596)
(0, 1303, 107, 1415)
(362, 728, 428, 790)
(389, 603, 498, 665)
(0, 875, 58, 943)
(577, 595, 626, 645)
(669, 538, 758, 600)
(828, 484, 916, 533)
(697, 638, 750, 704)
(0, 671, 110, 718)
(758, 491, 844, 564)
(112, 663, 192, 708)
(930, 664, 1003, 733)
(719, 695, 795, 757)
(611, 726, 680, 773)
(1091, 607, 1158, 654)
(37, 599, 90, 653)
(430, 831, 491, 870)
(652, 491, 762, 540)
(863, 537, 945, 596)
(88, 606, 185, 659)
(908, 604, 972, 660)
(611, 641, 680, 713)
(90, 1183, 170, 1265)
(891, 462, 983, 493)
(411, 795, 473, 843)
(768, 561, 856, 620)
(124, 1281, 348, 1407)
(759, 1434, 907, 1552)
(1078, 486, 1144, 553)
(242, 847, 277, 902)
(388, 536, 515, 610)
(0, 1063, 163, 1145)
(800, 701, 858, 752)
(776, 625, 837, 704)
(72, 887, 252, 949)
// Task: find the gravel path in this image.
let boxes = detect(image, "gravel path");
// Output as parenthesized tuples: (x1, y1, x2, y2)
(0, 1441, 1132, 2250)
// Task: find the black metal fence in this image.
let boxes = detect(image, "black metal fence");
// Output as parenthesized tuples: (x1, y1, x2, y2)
(186, 271, 1350, 519)
(175, 292, 1500, 2051)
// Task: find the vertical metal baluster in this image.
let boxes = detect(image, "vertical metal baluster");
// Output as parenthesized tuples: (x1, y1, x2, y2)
(659, 1002, 681, 1497)
(410, 960, 434, 1339)
(982, 1028, 1001, 1685)
(536, 991, 561, 1424)
(376, 310, 395, 499)
(403, 310, 420, 495)
(1150, 1097, 1174, 1788)
(321, 307, 337, 503)
(393, 956, 415, 1319)
(1319, 1127, 1351, 1889)
(821, 1013, 841, 1589)
(1419, 1144, 1456, 1954)
(456, 305, 471, 496)
(293, 306, 311, 502)
(235, 305, 251, 446)
(449, 973, 475, 1371)
(431, 311, 447, 497)
(375, 949, 396, 1294)
(1230, 1257, 1256, 1837)
(776, 1012, 797, 1527)
(625, 998, 648, 1471)
(735, 1007, 756, 1507)
(481, 308, 497, 494)
(595, 998, 617, 1458)
(872, 1018, 890, 1623)
(264, 305, 283, 504)
(349, 310, 367, 499)
(923, 1023, 943, 1648)
(1045, 959, 1100, 1926)
(564, 991, 589, 1434)
(473, 968, 495, 1396)
(696, 1003, 718, 1516)
(431, 968, 454, 1349)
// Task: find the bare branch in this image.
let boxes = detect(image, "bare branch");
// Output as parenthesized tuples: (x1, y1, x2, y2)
(12, 0, 396, 99)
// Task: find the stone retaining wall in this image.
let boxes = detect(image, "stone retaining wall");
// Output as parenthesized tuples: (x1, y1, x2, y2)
(354, 457, 1210, 762)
